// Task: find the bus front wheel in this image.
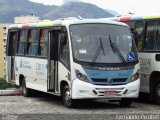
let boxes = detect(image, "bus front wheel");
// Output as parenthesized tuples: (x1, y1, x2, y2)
(119, 98, 132, 107)
(62, 85, 76, 108)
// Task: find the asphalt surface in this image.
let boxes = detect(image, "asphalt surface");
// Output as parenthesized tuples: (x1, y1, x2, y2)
(0, 92, 160, 120)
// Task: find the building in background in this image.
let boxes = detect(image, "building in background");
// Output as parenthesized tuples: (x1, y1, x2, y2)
(14, 15, 40, 23)
(0, 24, 10, 78)
(63, 0, 80, 4)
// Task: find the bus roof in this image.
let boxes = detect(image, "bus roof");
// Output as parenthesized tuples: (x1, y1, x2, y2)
(108, 13, 160, 22)
(9, 18, 128, 29)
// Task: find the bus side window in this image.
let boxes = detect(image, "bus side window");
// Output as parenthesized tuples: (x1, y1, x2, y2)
(156, 21, 160, 50)
(135, 21, 144, 51)
(144, 21, 156, 50)
(27, 29, 39, 56)
(38, 29, 48, 57)
(17, 30, 27, 55)
(7, 31, 17, 56)
(60, 32, 70, 68)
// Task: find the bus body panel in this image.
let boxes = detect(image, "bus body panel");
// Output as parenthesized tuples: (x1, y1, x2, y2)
(71, 63, 140, 99)
(15, 56, 48, 92)
(58, 61, 71, 94)
(72, 78, 140, 99)
(138, 52, 160, 93)
(5, 56, 11, 83)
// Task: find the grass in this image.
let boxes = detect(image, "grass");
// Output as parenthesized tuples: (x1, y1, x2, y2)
(0, 78, 19, 90)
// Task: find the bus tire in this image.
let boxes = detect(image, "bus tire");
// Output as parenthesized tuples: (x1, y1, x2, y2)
(21, 78, 31, 97)
(119, 98, 132, 107)
(154, 77, 160, 105)
(62, 85, 76, 108)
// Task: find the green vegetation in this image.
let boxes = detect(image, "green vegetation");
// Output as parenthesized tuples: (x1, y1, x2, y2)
(0, 78, 18, 90)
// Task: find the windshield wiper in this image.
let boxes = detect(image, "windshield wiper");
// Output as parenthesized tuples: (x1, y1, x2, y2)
(100, 38, 105, 56)
(91, 37, 105, 65)
(109, 35, 126, 64)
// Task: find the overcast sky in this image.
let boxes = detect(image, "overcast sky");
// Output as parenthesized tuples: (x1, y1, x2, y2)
(30, 0, 160, 15)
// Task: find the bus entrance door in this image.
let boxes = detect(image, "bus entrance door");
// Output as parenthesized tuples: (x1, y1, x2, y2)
(48, 29, 60, 92)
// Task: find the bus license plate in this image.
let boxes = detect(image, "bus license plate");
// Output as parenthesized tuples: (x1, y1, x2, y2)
(104, 91, 116, 96)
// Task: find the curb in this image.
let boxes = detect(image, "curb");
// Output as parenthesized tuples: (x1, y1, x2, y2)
(0, 88, 22, 96)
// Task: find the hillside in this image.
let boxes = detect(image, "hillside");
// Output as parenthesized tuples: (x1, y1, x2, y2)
(0, 0, 114, 23)
(44, 2, 113, 20)
(0, 0, 57, 23)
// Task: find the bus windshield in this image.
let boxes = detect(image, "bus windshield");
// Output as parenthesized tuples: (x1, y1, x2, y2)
(70, 24, 137, 64)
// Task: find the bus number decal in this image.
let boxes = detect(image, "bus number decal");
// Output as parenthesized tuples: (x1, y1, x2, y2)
(20, 59, 32, 69)
(139, 58, 151, 73)
(36, 63, 45, 76)
(139, 58, 151, 66)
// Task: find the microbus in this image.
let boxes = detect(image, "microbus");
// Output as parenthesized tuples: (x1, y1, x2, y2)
(6, 18, 140, 107)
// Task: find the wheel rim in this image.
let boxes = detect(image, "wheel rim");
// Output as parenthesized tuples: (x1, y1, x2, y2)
(64, 89, 71, 106)
(156, 84, 160, 98)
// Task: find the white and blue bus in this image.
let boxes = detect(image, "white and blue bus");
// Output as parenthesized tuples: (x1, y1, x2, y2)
(6, 18, 140, 107)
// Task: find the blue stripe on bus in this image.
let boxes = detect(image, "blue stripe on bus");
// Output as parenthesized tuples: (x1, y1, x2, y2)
(84, 68, 133, 84)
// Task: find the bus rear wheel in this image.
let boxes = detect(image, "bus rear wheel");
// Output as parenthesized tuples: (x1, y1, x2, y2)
(150, 77, 160, 105)
(155, 82, 160, 105)
(21, 78, 31, 97)
(62, 85, 76, 108)
(119, 98, 132, 107)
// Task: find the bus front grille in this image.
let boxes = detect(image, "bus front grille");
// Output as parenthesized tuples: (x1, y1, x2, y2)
(91, 78, 128, 85)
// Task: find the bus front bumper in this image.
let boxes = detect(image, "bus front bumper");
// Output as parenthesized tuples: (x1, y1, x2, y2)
(72, 78, 140, 99)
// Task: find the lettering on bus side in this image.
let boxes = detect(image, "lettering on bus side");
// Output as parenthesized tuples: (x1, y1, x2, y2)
(139, 58, 151, 67)
(36, 63, 45, 76)
(20, 59, 32, 69)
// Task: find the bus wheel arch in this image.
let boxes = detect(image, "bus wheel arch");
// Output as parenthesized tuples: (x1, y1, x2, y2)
(149, 71, 160, 104)
(60, 81, 69, 96)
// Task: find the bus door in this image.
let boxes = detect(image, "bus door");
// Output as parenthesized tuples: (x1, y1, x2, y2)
(6, 30, 18, 83)
(48, 27, 62, 92)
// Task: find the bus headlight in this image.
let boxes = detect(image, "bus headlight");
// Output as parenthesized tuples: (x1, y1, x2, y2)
(75, 70, 90, 83)
(130, 69, 140, 82)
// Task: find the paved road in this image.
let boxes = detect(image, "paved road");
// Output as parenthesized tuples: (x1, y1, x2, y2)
(0, 93, 160, 120)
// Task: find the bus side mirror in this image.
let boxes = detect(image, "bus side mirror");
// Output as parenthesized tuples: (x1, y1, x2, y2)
(60, 33, 67, 46)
